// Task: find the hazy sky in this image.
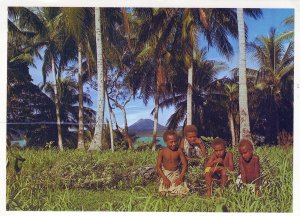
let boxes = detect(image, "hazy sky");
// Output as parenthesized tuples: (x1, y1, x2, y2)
(28, 8, 294, 127)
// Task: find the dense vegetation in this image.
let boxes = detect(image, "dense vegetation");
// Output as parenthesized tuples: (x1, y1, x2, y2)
(7, 146, 292, 212)
(7, 8, 294, 149)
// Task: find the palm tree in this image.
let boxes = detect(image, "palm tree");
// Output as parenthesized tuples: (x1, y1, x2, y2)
(89, 8, 131, 151)
(59, 8, 94, 150)
(33, 7, 66, 150)
(180, 8, 262, 135)
(181, 8, 239, 125)
(248, 28, 293, 144)
(224, 82, 239, 146)
(237, 8, 263, 142)
(237, 8, 251, 141)
(159, 49, 228, 136)
(43, 76, 96, 148)
(89, 7, 105, 150)
(130, 8, 179, 151)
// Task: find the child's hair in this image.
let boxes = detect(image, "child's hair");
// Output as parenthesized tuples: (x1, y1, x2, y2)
(163, 130, 177, 142)
(184, 124, 198, 136)
(212, 138, 227, 148)
(238, 139, 254, 150)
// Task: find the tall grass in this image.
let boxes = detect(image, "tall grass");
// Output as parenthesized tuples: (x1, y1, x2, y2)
(6, 146, 292, 212)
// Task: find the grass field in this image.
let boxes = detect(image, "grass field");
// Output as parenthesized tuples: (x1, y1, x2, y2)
(6, 146, 293, 212)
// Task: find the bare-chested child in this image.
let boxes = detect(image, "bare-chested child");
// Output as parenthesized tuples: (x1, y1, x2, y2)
(179, 124, 207, 160)
(204, 138, 234, 197)
(156, 130, 189, 196)
(238, 139, 261, 196)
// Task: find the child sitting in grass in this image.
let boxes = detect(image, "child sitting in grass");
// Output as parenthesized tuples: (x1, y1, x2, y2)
(204, 138, 234, 197)
(238, 139, 261, 196)
(156, 130, 189, 196)
(179, 124, 207, 160)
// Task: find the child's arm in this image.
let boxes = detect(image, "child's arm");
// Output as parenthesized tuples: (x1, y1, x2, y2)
(178, 138, 184, 152)
(174, 149, 188, 186)
(239, 157, 247, 183)
(205, 153, 217, 168)
(195, 138, 207, 156)
(254, 156, 261, 188)
(226, 152, 234, 171)
(156, 149, 171, 188)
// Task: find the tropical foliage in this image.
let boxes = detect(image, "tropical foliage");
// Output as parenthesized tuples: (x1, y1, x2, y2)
(7, 7, 293, 148)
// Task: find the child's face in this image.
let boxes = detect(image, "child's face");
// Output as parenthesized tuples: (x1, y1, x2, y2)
(165, 135, 178, 151)
(213, 144, 225, 158)
(239, 146, 253, 162)
(185, 132, 197, 145)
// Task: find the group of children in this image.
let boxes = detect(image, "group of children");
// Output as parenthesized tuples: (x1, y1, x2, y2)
(156, 125, 261, 197)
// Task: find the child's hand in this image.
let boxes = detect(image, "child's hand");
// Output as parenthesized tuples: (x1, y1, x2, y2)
(214, 158, 223, 164)
(194, 138, 203, 146)
(163, 177, 171, 189)
(174, 176, 183, 186)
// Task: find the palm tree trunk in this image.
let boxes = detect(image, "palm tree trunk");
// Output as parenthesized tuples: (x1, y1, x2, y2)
(187, 48, 196, 125)
(106, 92, 114, 152)
(121, 107, 133, 150)
(77, 44, 84, 149)
(51, 57, 63, 151)
(151, 91, 159, 151)
(89, 7, 105, 151)
(237, 8, 252, 142)
(228, 111, 236, 146)
(187, 49, 193, 125)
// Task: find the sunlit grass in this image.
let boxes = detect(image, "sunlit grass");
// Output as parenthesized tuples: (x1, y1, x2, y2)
(6, 146, 292, 212)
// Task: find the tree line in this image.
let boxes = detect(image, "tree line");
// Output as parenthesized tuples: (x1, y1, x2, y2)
(7, 8, 294, 150)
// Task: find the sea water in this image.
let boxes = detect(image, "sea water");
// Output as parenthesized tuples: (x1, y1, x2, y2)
(135, 137, 166, 147)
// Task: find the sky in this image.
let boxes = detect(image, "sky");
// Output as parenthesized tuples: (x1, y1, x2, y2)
(28, 8, 294, 128)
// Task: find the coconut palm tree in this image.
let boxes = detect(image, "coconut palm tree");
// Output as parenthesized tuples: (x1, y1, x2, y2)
(59, 7, 94, 149)
(43, 76, 96, 148)
(236, 8, 263, 142)
(30, 7, 67, 150)
(89, 7, 132, 151)
(130, 8, 179, 151)
(248, 27, 293, 144)
(159, 49, 228, 136)
(182, 8, 262, 127)
(180, 8, 238, 125)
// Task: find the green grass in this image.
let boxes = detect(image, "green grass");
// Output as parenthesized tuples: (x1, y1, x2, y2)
(6, 146, 293, 212)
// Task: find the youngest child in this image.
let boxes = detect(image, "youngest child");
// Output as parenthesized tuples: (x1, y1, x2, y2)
(204, 138, 234, 197)
(238, 139, 261, 196)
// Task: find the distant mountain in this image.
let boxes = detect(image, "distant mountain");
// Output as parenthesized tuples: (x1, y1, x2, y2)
(128, 119, 166, 135)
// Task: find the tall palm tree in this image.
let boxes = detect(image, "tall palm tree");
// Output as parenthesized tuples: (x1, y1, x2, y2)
(89, 8, 130, 151)
(181, 8, 239, 125)
(131, 8, 179, 151)
(181, 8, 262, 130)
(237, 8, 251, 141)
(89, 7, 105, 150)
(248, 28, 293, 144)
(35, 7, 66, 150)
(59, 8, 94, 149)
(236, 8, 263, 142)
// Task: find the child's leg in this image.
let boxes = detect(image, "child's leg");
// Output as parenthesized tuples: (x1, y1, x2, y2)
(205, 172, 213, 197)
(220, 168, 228, 191)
